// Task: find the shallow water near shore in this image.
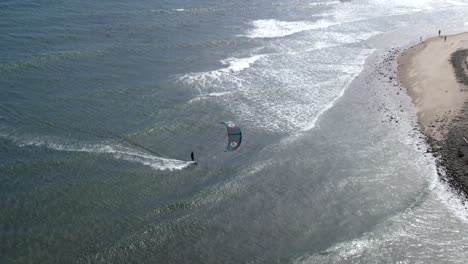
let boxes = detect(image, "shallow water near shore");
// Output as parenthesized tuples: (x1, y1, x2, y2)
(2, 0, 468, 263)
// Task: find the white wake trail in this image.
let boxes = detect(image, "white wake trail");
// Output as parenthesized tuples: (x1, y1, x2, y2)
(3, 134, 191, 171)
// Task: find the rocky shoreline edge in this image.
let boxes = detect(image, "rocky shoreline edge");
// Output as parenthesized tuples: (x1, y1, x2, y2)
(397, 33, 468, 202)
(434, 48, 468, 199)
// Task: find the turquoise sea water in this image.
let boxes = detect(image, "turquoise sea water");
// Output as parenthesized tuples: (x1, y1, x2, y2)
(2, 0, 468, 263)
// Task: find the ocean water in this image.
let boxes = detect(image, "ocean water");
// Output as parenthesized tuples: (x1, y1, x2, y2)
(2, 0, 468, 263)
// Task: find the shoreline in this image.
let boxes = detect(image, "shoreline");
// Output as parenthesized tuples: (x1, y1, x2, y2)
(398, 32, 468, 198)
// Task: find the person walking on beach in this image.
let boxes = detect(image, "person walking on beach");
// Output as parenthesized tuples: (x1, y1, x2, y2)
(444, 36, 447, 42)
(420, 36, 422, 42)
(439, 30, 441, 36)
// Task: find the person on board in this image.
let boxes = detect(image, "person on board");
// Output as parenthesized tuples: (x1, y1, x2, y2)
(439, 30, 441, 37)
(191, 152, 194, 161)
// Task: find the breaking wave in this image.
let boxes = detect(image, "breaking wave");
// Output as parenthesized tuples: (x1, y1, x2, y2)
(445, 0, 468, 6)
(243, 19, 337, 38)
(188, 92, 232, 103)
(180, 47, 374, 133)
(179, 55, 264, 92)
(308, 1, 341, 6)
(148, 7, 214, 14)
(220, 56, 265, 73)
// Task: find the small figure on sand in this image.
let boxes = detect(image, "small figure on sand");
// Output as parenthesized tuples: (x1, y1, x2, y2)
(191, 151, 194, 161)
(444, 36, 447, 42)
(420, 36, 422, 42)
(439, 30, 441, 36)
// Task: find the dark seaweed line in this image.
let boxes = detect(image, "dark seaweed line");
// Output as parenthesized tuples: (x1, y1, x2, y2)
(450, 49, 468, 88)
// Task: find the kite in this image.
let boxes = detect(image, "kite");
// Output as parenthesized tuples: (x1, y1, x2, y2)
(221, 121, 242, 152)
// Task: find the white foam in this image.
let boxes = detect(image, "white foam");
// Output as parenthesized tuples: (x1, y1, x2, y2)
(203, 91, 231, 97)
(312, 41, 337, 50)
(292, 177, 468, 263)
(302, 49, 375, 131)
(308, 1, 341, 6)
(446, 0, 468, 6)
(188, 92, 232, 103)
(430, 166, 468, 223)
(292, 166, 468, 263)
(179, 55, 264, 89)
(220, 55, 264, 73)
(286, 31, 380, 55)
(149, 8, 213, 14)
(326, 30, 382, 44)
(180, 46, 376, 134)
(243, 19, 337, 39)
(4, 134, 190, 171)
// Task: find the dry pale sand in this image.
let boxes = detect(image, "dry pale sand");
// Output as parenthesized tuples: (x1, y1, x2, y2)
(398, 32, 468, 140)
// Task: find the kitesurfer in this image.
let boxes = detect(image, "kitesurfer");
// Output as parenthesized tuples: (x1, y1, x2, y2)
(191, 152, 194, 161)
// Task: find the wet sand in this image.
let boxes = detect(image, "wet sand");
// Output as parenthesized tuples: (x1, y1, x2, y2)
(398, 32, 468, 197)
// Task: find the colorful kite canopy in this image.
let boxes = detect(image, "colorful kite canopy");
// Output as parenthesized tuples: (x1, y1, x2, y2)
(221, 121, 242, 152)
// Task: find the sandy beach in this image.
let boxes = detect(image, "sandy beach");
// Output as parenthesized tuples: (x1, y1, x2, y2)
(398, 32, 468, 196)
